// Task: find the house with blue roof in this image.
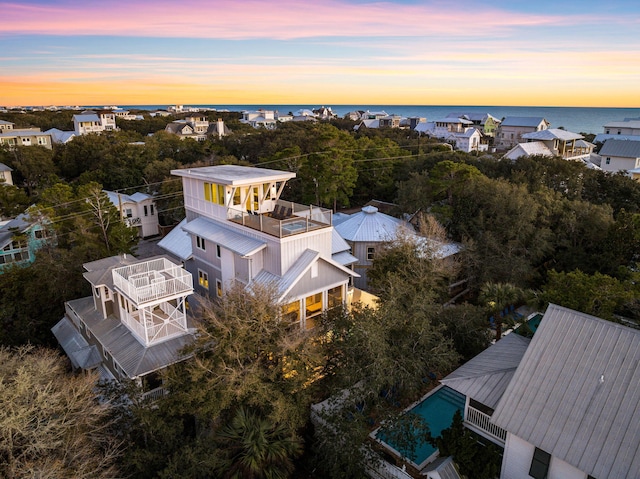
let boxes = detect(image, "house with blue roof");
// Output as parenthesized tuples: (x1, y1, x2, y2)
(598, 138, 640, 179)
(0, 213, 55, 272)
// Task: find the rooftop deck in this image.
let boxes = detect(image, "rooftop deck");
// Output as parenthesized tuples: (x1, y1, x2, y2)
(228, 200, 332, 238)
(113, 257, 193, 305)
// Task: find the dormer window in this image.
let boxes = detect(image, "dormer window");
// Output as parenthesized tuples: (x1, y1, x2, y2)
(196, 235, 206, 251)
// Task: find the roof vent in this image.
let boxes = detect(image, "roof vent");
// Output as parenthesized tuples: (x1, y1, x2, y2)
(362, 205, 378, 214)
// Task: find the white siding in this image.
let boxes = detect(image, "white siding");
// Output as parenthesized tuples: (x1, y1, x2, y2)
(601, 155, 638, 173)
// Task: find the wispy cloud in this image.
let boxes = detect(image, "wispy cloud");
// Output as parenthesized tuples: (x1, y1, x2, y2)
(1, 0, 580, 39)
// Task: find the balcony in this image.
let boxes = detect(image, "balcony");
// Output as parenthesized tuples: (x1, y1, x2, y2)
(228, 201, 332, 238)
(464, 404, 506, 445)
(113, 257, 193, 305)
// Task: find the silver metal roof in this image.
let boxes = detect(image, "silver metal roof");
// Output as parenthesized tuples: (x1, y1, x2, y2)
(158, 218, 193, 261)
(594, 134, 640, 143)
(51, 316, 102, 369)
(73, 113, 100, 122)
(171, 165, 296, 185)
(503, 142, 554, 159)
(603, 120, 640, 129)
(182, 217, 267, 257)
(500, 116, 548, 127)
(423, 456, 461, 479)
(0, 162, 12, 172)
(491, 304, 640, 479)
(82, 254, 140, 289)
(332, 250, 358, 266)
(599, 138, 640, 158)
(440, 333, 530, 409)
(522, 128, 583, 141)
(334, 206, 405, 242)
(331, 228, 351, 254)
(67, 296, 195, 378)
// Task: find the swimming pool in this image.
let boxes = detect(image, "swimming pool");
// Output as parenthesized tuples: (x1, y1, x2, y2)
(374, 385, 466, 469)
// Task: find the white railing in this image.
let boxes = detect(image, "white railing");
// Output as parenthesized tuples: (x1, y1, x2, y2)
(465, 405, 506, 444)
(113, 258, 193, 305)
(142, 386, 168, 402)
(122, 305, 187, 346)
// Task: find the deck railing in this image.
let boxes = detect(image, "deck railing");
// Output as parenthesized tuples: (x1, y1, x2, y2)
(228, 201, 332, 238)
(122, 304, 187, 346)
(142, 386, 168, 402)
(113, 258, 193, 305)
(465, 405, 506, 445)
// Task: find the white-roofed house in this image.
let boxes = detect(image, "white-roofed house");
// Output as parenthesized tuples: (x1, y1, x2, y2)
(167, 165, 357, 330)
(603, 119, 640, 136)
(598, 139, 640, 179)
(73, 111, 104, 135)
(496, 117, 550, 150)
(240, 110, 277, 129)
(0, 119, 15, 132)
(504, 128, 594, 161)
(334, 206, 460, 290)
(43, 128, 75, 144)
(490, 304, 640, 479)
(446, 112, 501, 137)
(0, 162, 13, 185)
(51, 254, 195, 399)
(105, 190, 159, 238)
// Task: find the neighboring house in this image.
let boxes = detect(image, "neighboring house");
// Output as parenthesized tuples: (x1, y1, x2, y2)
(150, 110, 172, 117)
(496, 117, 550, 149)
(333, 205, 460, 290)
(0, 120, 14, 132)
(165, 116, 210, 141)
(43, 128, 75, 144)
(504, 129, 594, 161)
(0, 213, 54, 272)
(432, 117, 474, 137)
(73, 110, 117, 135)
(0, 163, 13, 185)
(446, 112, 501, 137)
(598, 139, 640, 177)
(408, 117, 427, 130)
(0, 128, 53, 149)
(603, 119, 640, 136)
(52, 254, 195, 399)
(113, 109, 142, 120)
(207, 118, 231, 139)
(105, 190, 159, 238)
(240, 110, 278, 129)
(448, 127, 485, 153)
(491, 304, 640, 479)
(313, 106, 337, 120)
(165, 165, 357, 330)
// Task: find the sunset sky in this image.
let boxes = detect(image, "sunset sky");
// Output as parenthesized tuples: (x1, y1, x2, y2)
(2, 0, 639, 107)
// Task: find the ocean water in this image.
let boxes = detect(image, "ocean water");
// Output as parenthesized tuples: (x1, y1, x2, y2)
(116, 104, 640, 135)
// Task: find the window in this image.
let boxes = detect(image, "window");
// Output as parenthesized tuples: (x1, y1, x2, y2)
(305, 292, 323, 329)
(216, 279, 223, 297)
(606, 157, 611, 165)
(367, 247, 375, 261)
(196, 235, 206, 251)
(529, 447, 551, 479)
(216, 244, 221, 258)
(283, 300, 301, 325)
(34, 229, 49, 239)
(37, 136, 46, 145)
(144, 205, 148, 216)
(125, 208, 133, 218)
(198, 270, 209, 289)
(150, 204, 154, 215)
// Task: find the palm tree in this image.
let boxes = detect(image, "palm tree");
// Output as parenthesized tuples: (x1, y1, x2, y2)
(479, 281, 521, 341)
(215, 406, 302, 479)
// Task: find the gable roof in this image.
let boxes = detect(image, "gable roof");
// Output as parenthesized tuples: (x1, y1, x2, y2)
(182, 216, 267, 257)
(0, 213, 34, 249)
(491, 304, 640, 479)
(503, 142, 554, 160)
(521, 128, 583, 141)
(73, 113, 100, 123)
(599, 139, 640, 158)
(158, 218, 192, 261)
(441, 333, 530, 409)
(501, 117, 548, 128)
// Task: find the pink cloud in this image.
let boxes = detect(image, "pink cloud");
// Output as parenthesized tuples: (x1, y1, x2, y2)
(1, 0, 570, 39)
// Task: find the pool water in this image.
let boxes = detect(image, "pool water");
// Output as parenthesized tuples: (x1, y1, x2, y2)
(515, 313, 543, 337)
(376, 386, 465, 467)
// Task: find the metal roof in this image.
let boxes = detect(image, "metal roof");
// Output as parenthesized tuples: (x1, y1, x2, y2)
(599, 139, 640, 158)
(171, 165, 296, 185)
(0, 162, 11, 172)
(82, 254, 139, 289)
(334, 206, 405, 242)
(503, 142, 554, 160)
(66, 296, 195, 378)
(593, 134, 640, 143)
(182, 217, 267, 257)
(158, 218, 193, 261)
(73, 114, 100, 122)
(491, 304, 640, 479)
(521, 128, 583, 141)
(603, 120, 640, 129)
(51, 316, 102, 369)
(331, 228, 351, 254)
(500, 117, 548, 127)
(0, 214, 33, 249)
(441, 333, 530, 409)
(423, 456, 462, 479)
(332, 250, 358, 266)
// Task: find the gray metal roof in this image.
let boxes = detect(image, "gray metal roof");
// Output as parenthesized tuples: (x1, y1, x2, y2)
(599, 139, 640, 158)
(522, 128, 583, 141)
(0, 162, 12, 172)
(182, 217, 267, 257)
(491, 304, 640, 479)
(331, 228, 351, 254)
(500, 117, 548, 127)
(332, 250, 358, 266)
(334, 206, 405, 242)
(67, 296, 195, 378)
(503, 142, 554, 160)
(0, 120, 14, 126)
(82, 254, 139, 289)
(440, 333, 530, 409)
(423, 456, 461, 479)
(603, 120, 640, 129)
(51, 316, 102, 369)
(594, 134, 640, 143)
(43, 128, 75, 143)
(158, 218, 192, 261)
(0, 214, 33, 249)
(171, 165, 296, 185)
(73, 114, 100, 122)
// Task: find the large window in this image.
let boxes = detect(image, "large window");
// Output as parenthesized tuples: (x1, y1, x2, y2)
(305, 292, 323, 329)
(198, 270, 209, 289)
(283, 300, 301, 325)
(204, 183, 226, 205)
(529, 447, 551, 479)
